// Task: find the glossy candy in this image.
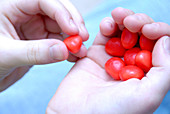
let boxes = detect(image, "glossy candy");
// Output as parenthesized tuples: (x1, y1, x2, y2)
(119, 65, 144, 81)
(105, 38, 126, 57)
(105, 57, 125, 80)
(64, 35, 82, 53)
(124, 47, 141, 65)
(121, 28, 138, 49)
(139, 34, 156, 52)
(135, 50, 152, 72)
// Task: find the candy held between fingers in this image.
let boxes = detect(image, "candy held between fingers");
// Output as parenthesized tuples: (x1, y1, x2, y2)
(64, 35, 82, 54)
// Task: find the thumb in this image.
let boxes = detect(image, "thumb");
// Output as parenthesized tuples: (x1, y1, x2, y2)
(152, 36, 170, 67)
(144, 36, 170, 98)
(0, 39, 69, 68)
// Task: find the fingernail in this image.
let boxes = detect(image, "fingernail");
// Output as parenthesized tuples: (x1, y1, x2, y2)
(126, 9, 134, 15)
(134, 15, 143, 21)
(104, 20, 114, 29)
(50, 44, 64, 60)
(164, 36, 170, 54)
(70, 19, 77, 29)
(80, 24, 89, 41)
(150, 23, 159, 28)
(81, 23, 88, 33)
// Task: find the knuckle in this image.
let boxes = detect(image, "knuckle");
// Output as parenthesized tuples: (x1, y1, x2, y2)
(135, 13, 153, 22)
(27, 42, 40, 64)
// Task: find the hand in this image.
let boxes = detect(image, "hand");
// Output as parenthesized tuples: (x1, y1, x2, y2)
(0, 0, 89, 91)
(46, 7, 170, 113)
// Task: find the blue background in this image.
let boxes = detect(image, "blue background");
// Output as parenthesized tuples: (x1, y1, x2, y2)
(0, 0, 169, 113)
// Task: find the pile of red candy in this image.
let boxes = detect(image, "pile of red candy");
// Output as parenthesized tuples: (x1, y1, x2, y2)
(105, 28, 156, 81)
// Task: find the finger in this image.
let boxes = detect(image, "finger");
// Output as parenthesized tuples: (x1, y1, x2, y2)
(72, 44, 87, 58)
(142, 22, 170, 40)
(99, 17, 119, 37)
(93, 17, 121, 46)
(0, 66, 30, 92)
(67, 54, 79, 62)
(152, 36, 170, 67)
(15, 0, 78, 35)
(93, 32, 111, 46)
(67, 44, 87, 62)
(47, 33, 63, 41)
(59, 0, 89, 41)
(111, 7, 134, 25)
(44, 16, 62, 34)
(0, 38, 69, 68)
(123, 13, 154, 33)
(20, 15, 48, 40)
(87, 45, 112, 68)
(111, 7, 134, 30)
(21, 16, 65, 40)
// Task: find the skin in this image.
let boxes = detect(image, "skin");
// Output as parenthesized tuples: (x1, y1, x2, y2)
(0, 0, 89, 91)
(46, 7, 170, 114)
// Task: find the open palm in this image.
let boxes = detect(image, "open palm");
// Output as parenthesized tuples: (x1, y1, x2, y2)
(47, 8, 170, 113)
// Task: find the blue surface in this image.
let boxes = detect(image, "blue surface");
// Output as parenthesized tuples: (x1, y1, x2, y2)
(0, 0, 170, 114)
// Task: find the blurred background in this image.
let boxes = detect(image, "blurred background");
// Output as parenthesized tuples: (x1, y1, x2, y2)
(0, 0, 169, 114)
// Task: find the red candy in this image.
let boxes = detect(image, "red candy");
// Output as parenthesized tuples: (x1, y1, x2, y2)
(105, 57, 125, 80)
(64, 35, 82, 53)
(105, 38, 126, 57)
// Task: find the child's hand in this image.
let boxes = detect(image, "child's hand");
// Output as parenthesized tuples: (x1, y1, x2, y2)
(0, 0, 89, 91)
(46, 7, 170, 113)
